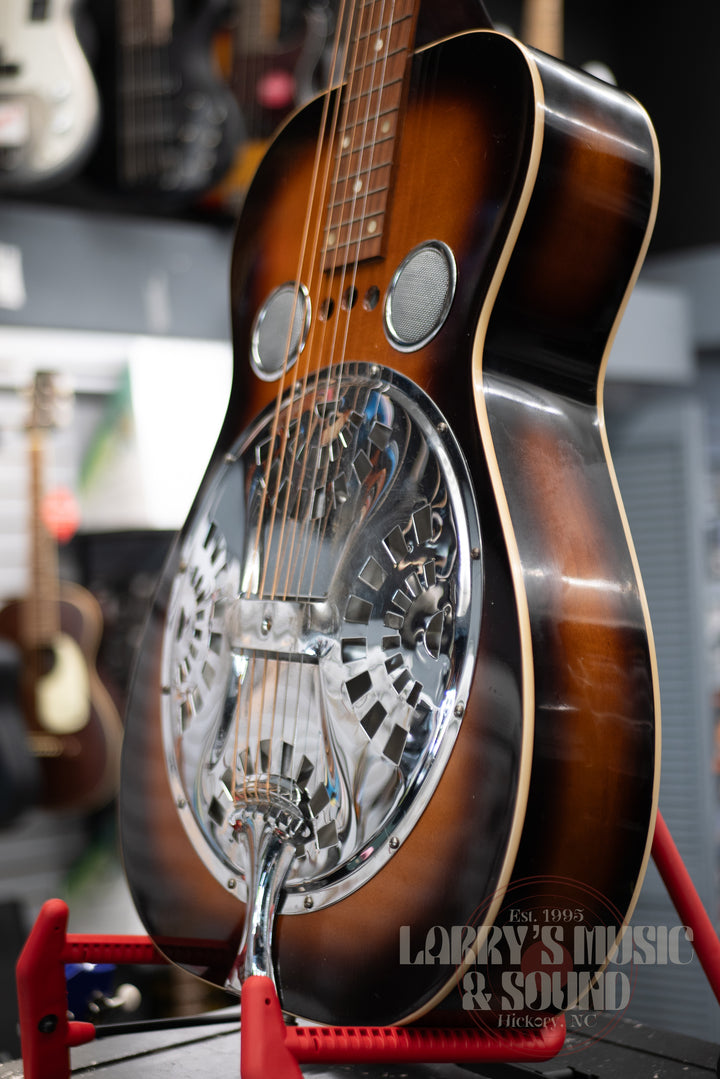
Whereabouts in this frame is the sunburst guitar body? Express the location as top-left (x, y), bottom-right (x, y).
top-left (121, 2), bottom-right (660, 1029)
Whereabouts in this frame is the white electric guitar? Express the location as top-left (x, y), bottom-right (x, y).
top-left (0, 0), bottom-right (100, 190)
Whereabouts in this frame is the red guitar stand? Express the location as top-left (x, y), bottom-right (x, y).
top-left (15, 810), bottom-right (720, 1079)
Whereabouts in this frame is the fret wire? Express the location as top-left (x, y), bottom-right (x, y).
top-left (325, 234), bottom-right (383, 256)
top-left (335, 134), bottom-right (395, 163)
top-left (357, 0), bottom-right (416, 28)
top-left (328, 185), bottom-right (391, 210)
top-left (336, 120), bottom-right (397, 145)
top-left (323, 0), bottom-right (420, 270)
top-left (326, 208), bottom-right (387, 235)
top-left (327, 196), bottom-right (388, 225)
top-left (354, 31), bottom-right (413, 52)
top-left (345, 89), bottom-right (403, 121)
top-left (327, 204), bottom-right (389, 230)
top-left (356, 11), bottom-right (415, 38)
top-left (344, 73), bottom-right (404, 107)
top-left (337, 130), bottom-right (394, 153)
top-left (333, 160), bottom-right (393, 188)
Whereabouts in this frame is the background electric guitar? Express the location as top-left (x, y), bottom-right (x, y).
top-left (521, 0), bottom-right (562, 55)
top-left (86, 0), bottom-right (243, 207)
top-left (0, 0), bottom-right (101, 191)
top-left (521, 0), bottom-right (616, 83)
top-left (0, 373), bottom-right (123, 814)
top-left (203, 0), bottom-right (335, 213)
top-left (121, 0), bottom-right (660, 1027)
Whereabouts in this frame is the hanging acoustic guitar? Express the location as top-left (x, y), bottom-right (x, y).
top-left (121, 0), bottom-right (661, 1027)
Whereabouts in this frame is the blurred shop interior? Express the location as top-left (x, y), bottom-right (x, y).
top-left (1, 0), bottom-right (720, 1059)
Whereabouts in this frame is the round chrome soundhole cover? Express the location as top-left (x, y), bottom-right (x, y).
top-left (250, 282), bottom-right (310, 380)
top-left (161, 363), bottom-right (482, 913)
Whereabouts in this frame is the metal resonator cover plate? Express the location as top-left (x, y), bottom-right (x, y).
top-left (161, 363), bottom-right (482, 913)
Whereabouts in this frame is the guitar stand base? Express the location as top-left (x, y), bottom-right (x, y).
top-left (14, 899), bottom-right (565, 1079)
top-left (241, 975), bottom-right (565, 1079)
top-left (14, 811), bottom-right (720, 1079)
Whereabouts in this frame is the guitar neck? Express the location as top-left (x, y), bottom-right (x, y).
top-left (23, 428), bottom-right (61, 647)
top-left (119, 0), bottom-right (174, 47)
top-left (237, 0), bottom-right (281, 52)
top-left (323, 0), bottom-right (420, 267)
top-left (521, 0), bottom-right (563, 58)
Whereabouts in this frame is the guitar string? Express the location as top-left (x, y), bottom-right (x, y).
top-left (135, 0), bottom-right (151, 186)
top-left (138, 0), bottom-right (152, 186)
top-left (264, 0), bottom-right (362, 609)
top-left (251, 0), bottom-right (365, 802)
top-left (260, 0), bottom-right (374, 800)
top-left (232, 0), bottom-right (354, 802)
top-left (158, 2), bottom-right (173, 191)
top-left (283, 0), bottom-right (396, 637)
top-left (235, 0), bottom-right (409, 812)
top-left (256, 0), bottom-right (409, 815)
top-left (295, 0), bottom-right (405, 791)
top-left (224, 0), bottom-right (294, 804)
top-left (270, 0), bottom-right (401, 815)
top-left (236, 0), bottom-right (258, 152)
top-left (118, 0), bottom-right (132, 185)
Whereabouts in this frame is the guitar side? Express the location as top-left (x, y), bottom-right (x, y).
top-left (120, 29), bottom-right (659, 1026)
top-left (0, 582), bottom-right (123, 813)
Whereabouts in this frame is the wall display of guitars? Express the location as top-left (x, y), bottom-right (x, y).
top-left (520, 0), bottom-right (616, 85)
top-left (203, 0), bottom-right (336, 213)
top-left (0, 372), bottom-right (123, 815)
top-left (85, 0), bottom-right (244, 207)
top-left (0, 0), bottom-right (101, 191)
top-left (120, 0), bottom-right (660, 1030)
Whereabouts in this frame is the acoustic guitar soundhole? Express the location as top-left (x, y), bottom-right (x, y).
top-left (161, 363), bottom-right (482, 913)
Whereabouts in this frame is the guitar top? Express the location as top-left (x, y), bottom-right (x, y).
top-left (0, 0), bottom-right (101, 190)
top-left (120, 0), bottom-right (660, 1027)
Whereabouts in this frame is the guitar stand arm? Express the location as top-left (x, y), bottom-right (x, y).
top-left (15, 899), bottom-right (565, 1079)
top-left (15, 810), bottom-right (720, 1079)
top-left (15, 897), bottom-right (168, 1079)
top-left (650, 811), bottom-right (720, 1006)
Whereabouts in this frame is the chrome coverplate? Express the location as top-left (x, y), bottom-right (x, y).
top-left (161, 363), bottom-right (482, 913)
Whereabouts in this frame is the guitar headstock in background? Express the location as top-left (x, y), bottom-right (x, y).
top-left (23, 370), bottom-right (74, 436)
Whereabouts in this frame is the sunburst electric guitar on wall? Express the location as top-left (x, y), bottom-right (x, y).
top-left (203, 0), bottom-right (335, 213)
top-left (0, 373), bottom-right (123, 813)
top-left (121, 0), bottom-right (661, 1027)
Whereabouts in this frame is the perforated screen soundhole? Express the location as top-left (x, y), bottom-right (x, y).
top-left (384, 242), bottom-right (456, 351)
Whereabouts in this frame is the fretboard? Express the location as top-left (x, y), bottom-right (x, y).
top-left (239, 0), bottom-right (281, 52)
top-left (119, 0), bottom-right (174, 47)
top-left (323, 0), bottom-right (420, 268)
